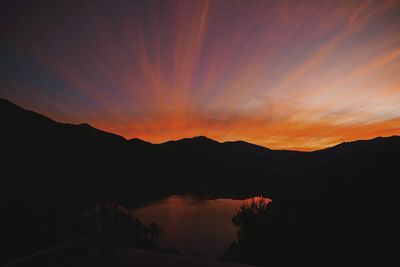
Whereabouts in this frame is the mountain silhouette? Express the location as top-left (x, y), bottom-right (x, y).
top-left (1, 98), bottom-right (399, 264)
top-left (1, 98), bottom-right (399, 189)
top-left (2, 97), bottom-right (399, 214)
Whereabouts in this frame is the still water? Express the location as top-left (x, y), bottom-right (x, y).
top-left (133, 195), bottom-right (264, 260)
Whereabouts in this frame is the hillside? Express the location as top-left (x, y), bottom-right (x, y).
top-left (1, 98), bottom-right (399, 264)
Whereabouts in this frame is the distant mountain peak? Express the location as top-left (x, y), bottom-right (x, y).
top-left (160, 136), bottom-right (221, 148)
top-left (173, 136), bottom-right (219, 144)
top-left (325, 135), bottom-right (399, 148)
top-left (223, 140), bottom-right (272, 151)
top-left (191, 136), bottom-right (218, 142)
top-left (0, 98), bottom-right (14, 105)
top-left (2, 98), bottom-right (399, 153)
top-left (129, 138), bottom-right (152, 145)
top-left (77, 123), bottom-right (93, 129)
top-left (0, 98), bottom-right (27, 111)
top-left (129, 137), bottom-right (144, 141)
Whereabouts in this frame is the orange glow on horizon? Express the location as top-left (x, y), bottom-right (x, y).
top-left (1, 0), bottom-right (400, 151)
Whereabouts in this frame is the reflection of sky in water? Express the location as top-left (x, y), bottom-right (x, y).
top-left (132, 195), bottom-right (269, 260)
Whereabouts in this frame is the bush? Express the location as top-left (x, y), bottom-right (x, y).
top-left (58, 202), bottom-right (174, 253)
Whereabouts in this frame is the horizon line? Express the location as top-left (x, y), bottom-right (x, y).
top-left (2, 97), bottom-right (399, 153)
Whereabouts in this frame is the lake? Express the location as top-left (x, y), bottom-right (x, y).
top-left (132, 195), bottom-right (268, 260)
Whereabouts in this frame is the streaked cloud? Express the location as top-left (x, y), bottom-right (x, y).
top-left (1, 0), bottom-right (399, 151)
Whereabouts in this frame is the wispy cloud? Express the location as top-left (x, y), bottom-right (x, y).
top-left (1, 0), bottom-right (400, 150)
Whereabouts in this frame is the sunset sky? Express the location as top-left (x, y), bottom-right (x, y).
top-left (1, 0), bottom-right (400, 151)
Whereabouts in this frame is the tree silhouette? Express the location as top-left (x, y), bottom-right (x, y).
top-left (57, 203), bottom-right (170, 253)
top-left (221, 197), bottom-right (276, 266)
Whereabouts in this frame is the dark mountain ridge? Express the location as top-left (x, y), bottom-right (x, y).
top-left (2, 97), bottom-right (399, 211)
top-left (2, 98), bottom-right (398, 153)
top-left (1, 98), bottom-right (399, 264)
top-left (1, 98), bottom-right (399, 187)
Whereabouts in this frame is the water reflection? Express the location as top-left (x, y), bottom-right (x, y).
top-left (132, 195), bottom-right (269, 259)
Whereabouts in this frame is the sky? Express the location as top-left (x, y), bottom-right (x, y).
top-left (1, 0), bottom-right (400, 151)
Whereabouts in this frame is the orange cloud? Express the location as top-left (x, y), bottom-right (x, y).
top-left (2, 0), bottom-right (400, 151)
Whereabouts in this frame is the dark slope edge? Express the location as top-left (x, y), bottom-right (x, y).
top-left (1, 98), bottom-right (399, 194)
top-left (0, 99), bottom-right (303, 188)
top-left (0, 99), bottom-right (182, 186)
top-left (0, 98), bottom-right (399, 262)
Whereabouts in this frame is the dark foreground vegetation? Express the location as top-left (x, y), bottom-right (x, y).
top-left (221, 198), bottom-right (273, 264)
top-left (1, 98), bottom-right (398, 265)
top-left (222, 196), bottom-right (395, 265)
top-left (2, 202), bottom-right (177, 266)
top-left (58, 203), bottom-right (176, 253)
